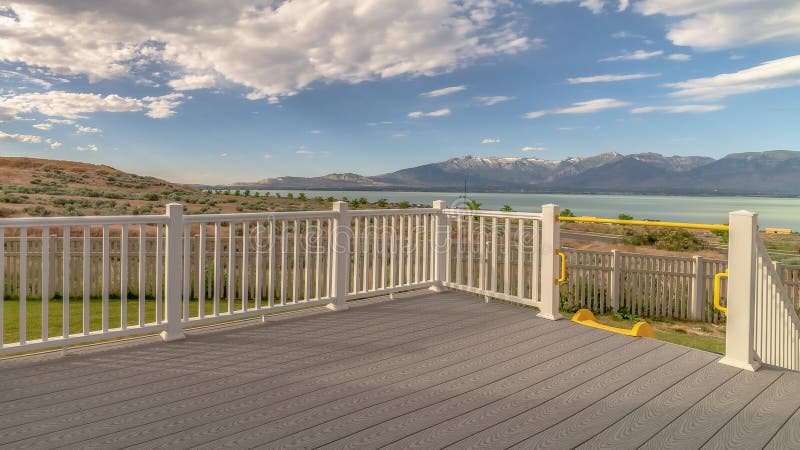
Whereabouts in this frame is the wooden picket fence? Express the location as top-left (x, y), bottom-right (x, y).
top-left (561, 248), bottom-right (800, 323)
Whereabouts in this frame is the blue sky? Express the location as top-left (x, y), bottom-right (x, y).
top-left (0, 0), bottom-right (799, 183)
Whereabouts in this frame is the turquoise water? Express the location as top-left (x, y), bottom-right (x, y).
top-left (258, 190), bottom-right (800, 230)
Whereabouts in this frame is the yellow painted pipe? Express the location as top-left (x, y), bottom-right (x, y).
top-left (558, 216), bottom-right (729, 232)
top-left (571, 309), bottom-right (656, 338)
top-left (556, 249), bottom-right (567, 284)
top-left (714, 269), bottom-right (729, 316)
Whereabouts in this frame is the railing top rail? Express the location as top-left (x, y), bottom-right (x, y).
top-left (558, 215), bottom-right (730, 231)
top-left (183, 210), bottom-right (337, 223)
top-left (350, 207), bottom-right (438, 217)
top-left (0, 214), bottom-right (168, 228)
top-left (444, 209), bottom-right (543, 220)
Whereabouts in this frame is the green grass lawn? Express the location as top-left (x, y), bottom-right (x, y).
top-left (1, 297), bottom-right (258, 344)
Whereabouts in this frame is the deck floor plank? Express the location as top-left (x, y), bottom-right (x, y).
top-left (0, 290), bottom-right (796, 450)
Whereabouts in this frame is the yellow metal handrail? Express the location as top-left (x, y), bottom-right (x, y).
top-left (556, 249), bottom-right (567, 284)
top-left (714, 269), bottom-right (729, 315)
top-left (558, 216), bottom-right (729, 232)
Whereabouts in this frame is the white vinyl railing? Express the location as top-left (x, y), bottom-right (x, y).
top-left (443, 209), bottom-right (543, 308)
top-left (754, 238), bottom-right (800, 371)
top-left (0, 214), bottom-right (170, 353)
top-left (0, 201), bottom-right (565, 355)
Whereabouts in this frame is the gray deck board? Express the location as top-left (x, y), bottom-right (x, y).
top-left (0, 290), bottom-right (797, 449)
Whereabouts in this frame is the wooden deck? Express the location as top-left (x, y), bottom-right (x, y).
top-left (0, 291), bottom-right (799, 449)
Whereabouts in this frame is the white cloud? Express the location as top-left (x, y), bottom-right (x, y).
top-left (525, 98), bottom-right (631, 119)
top-left (296, 148), bottom-right (314, 155)
top-left (617, 0), bottom-right (630, 12)
top-left (601, 50), bottom-right (663, 62)
top-left (533, 0), bottom-right (606, 14)
top-left (219, 153), bottom-right (229, 157)
top-left (521, 146), bottom-right (546, 152)
top-left (408, 108), bottom-right (451, 118)
top-left (167, 74), bottom-right (216, 91)
top-left (567, 73), bottom-right (659, 84)
top-left (308, 130), bottom-right (321, 134)
top-left (75, 124), bottom-right (101, 134)
top-left (0, 91), bottom-right (183, 120)
top-left (667, 53), bottom-right (692, 61)
top-left (0, 105), bottom-right (17, 123)
top-left (631, 104), bottom-right (725, 114)
top-left (635, 0), bottom-right (800, 50)
top-left (421, 85), bottom-right (467, 97)
top-left (143, 93), bottom-right (184, 118)
top-left (481, 138), bottom-right (501, 144)
top-left (557, 126), bottom-right (577, 131)
top-left (367, 121), bottom-right (393, 126)
top-left (0, 130), bottom-right (41, 143)
top-left (263, 153), bottom-right (272, 159)
top-left (0, 1), bottom-right (530, 103)
top-left (32, 122), bottom-right (53, 130)
top-left (47, 118), bottom-right (75, 124)
top-left (45, 138), bottom-right (62, 149)
top-left (730, 54), bottom-right (744, 60)
top-left (76, 144), bottom-right (98, 152)
top-left (475, 96), bottom-right (514, 106)
top-left (666, 55), bottom-right (800, 100)
top-left (392, 132), bottom-right (408, 138)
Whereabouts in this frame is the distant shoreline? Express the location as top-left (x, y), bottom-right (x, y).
top-left (194, 185), bottom-right (800, 200)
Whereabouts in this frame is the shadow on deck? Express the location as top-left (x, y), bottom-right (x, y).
top-left (0, 291), bottom-right (798, 449)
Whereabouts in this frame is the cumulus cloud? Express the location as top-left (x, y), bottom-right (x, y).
top-left (601, 50), bottom-right (663, 61)
top-left (481, 138), bottom-right (501, 144)
top-left (0, 105), bottom-right (18, 123)
top-left (421, 85), bottom-right (467, 97)
top-left (525, 98), bottom-right (630, 118)
top-left (76, 124), bottom-right (102, 134)
top-left (666, 55), bottom-right (800, 100)
top-left (521, 146), bottom-right (546, 151)
top-left (475, 96), bottom-right (514, 106)
top-left (45, 138), bottom-right (62, 149)
top-left (617, 0), bottom-right (630, 12)
top-left (76, 144), bottom-right (98, 152)
top-left (0, 1), bottom-right (531, 103)
top-left (32, 122), bottom-right (53, 130)
top-left (0, 91), bottom-right (183, 120)
top-left (635, 0), bottom-right (800, 50)
top-left (167, 74), bottom-right (216, 91)
top-left (408, 108), bottom-right (451, 118)
top-left (667, 53), bottom-right (692, 61)
top-left (567, 73), bottom-right (659, 84)
top-left (0, 130), bottom-right (41, 143)
top-left (631, 104), bottom-right (725, 114)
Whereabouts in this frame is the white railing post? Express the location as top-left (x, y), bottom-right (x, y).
top-left (327, 201), bottom-right (351, 311)
top-left (720, 210), bottom-right (760, 371)
top-left (161, 203), bottom-right (186, 341)
top-left (430, 200), bottom-right (447, 292)
top-left (538, 204), bottom-right (563, 320)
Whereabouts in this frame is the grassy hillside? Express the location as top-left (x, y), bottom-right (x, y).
top-left (0, 157), bottom-right (398, 218)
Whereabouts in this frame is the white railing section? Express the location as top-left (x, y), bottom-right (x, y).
top-left (0, 214), bottom-right (169, 353)
top-left (753, 238), bottom-right (800, 371)
top-left (348, 207), bottom-right (440, 300)
top-left (443, 208), bottom-right (543, 308)
top-left (180, 209), bottom-right (338, 328)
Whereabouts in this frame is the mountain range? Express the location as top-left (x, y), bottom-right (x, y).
top-left (231, 150), bottom-right (800, 196)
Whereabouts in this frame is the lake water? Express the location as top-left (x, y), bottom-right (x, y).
top-left (259, 190), bottom-right (800, 230)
